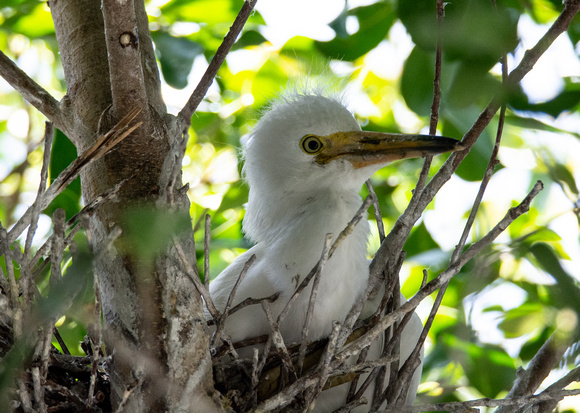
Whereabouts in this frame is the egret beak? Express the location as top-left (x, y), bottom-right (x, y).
top-left (312, 131), bottom-right (464, 168)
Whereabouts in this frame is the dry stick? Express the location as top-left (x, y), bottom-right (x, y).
top-left (31, 366), bottom-right (46, 413)
top-left (86, 225), bottom-right (121, 408)
top-left (391, 285), bottom-right (446, 407)
top-left (378, 388), bottom-right (580, 413)
top-left (49, 209), bottom-right (66, 285)
top-left (331, 397), bottom-right (368, 413)
top-left (407, 0), bottom-right (445, 205)
top-left (8, 108), bottom-right (142, 244)
top-left (18, 377), bottom-right (33, 413)
top-left (172, 236), bottom-right (219, 320)
top-left (173, 235), bottom-right (244, 364)
top-left (347, 345), bottom-right (371, 403)
top-left (24, 122), bottom-right (54, 258)
top-left (225, 292), bottom-right (280, 320)
top-left (536, 365), bottom-right (580, 412)
top-left (328, 196), bottom-right (372, 258)
top-left (0, 225), bottom-right (20, 316)
top-left (306, 321), bottom-right (341, 412)
top-left (337, 181), bottom-right (544, 365)
top-left (261, 301), bottom-right (298, 382)
top-left (365, 180), bottom-right (385, 242)
top-left (0, 50), bottom-right (67, 131)
top-left (495, 331), bottom-right (574, 413)
top-left (203, 214), bottom-right (211, 289)
top-left (178, 0), bottom-right (258, 126)
top-left (211, 254), bottom-right (257, 350)
top-left (298, 234), bottom-right (333, 375)
top-left (193, 209), bottom-right (209, 233)
top-left (375, 264), bottom-right (401, 411)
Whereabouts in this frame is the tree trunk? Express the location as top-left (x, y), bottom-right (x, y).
top-left (49, 0), bottom-right (217, 410)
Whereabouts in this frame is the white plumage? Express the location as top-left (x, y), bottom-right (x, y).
top-left (206, 89), bottom-right (461, 411)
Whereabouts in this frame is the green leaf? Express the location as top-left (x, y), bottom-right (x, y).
top-left (2, 2), bottom-right (55, 38)
top-left (45, 129), bottom-right (81, 220)
top-left (443, 0), bottom-right (518, 70)
top-left (231, 30), bottom-right (267, 51)
top-left (161, 0), bottom-right (265, 26)
top-left (400, 47), bottom-right (435, 116)
top-left (398, 0), bottom-right (437, 51)
top-left (504, 113), bottom-right (580, 139)
top-left (529, 243), bottom-right (580, 318)
top-left (544, 158), bottom-right (579, 196)
top-left (153, 31), bottom-right (203, 89)
top-left (508, 78), bottom-right (580, 117)
top-left (404, 221), bottom-right (440, 257)
top-left (442, 113), bottom-right (494, 182)
top-left (315, 2), bottom-right (395, 61)
top-left (444, 334), bottom-right (516, 397)
top-left (498, 302), bottom-right (545, 338)
top-left (447, 63), bottom-right (501, 108)
top-left (123, 207), bottom-right (192, 267)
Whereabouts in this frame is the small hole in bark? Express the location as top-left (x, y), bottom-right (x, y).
top-left (119, 32), bottom-right (138, 48)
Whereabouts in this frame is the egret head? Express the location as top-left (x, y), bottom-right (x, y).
top-left (242, 90), bottom-right (462, 242)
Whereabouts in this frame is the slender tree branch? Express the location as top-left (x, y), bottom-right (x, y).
top-left (204, 214), bottom-right (211, 288)
top-left (380, 388), bottom-right (580, 412)
top-left (24, 123), bottom-right (54, 258)
top-left (177, 0), bottom-right (258, 127)
top-left (298, 234), bottom-right (333, 374)
top-left (0, 50), bottom-right (68, 132)
top-left (495, 331), bottom-right (574, 413)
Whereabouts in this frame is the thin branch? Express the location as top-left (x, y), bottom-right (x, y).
top-left (380, 388), bottom-right (580, 412)
top-left (328, 196), bottom-right (372, 258)
top-left (204, 214), bottom-right (211, 288)
top-left (261, 301), bottom-right (297, 382)
top-left (365, 180), bottom-right (385, 242)
top-left (298, 234), bottom-right (333, 374)
top-left (211, 254), bottom-right (257, 349)
top-left (225, 292), bottom-right (280, 320)
top-left (306, 321), bottom-right (341, 411)
top-left (172, 236), bottom-right (220, 320)
top-left (0, 50), bottom-right (67, 131)
top-left (24, 122), bottom-right (54, 258)
top-left (178, 0), bottom-right (258, 126)
top-left (495, 331), bottom-right (574, 413)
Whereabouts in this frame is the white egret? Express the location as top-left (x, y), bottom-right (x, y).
top-left (206, 88), bottom-right (462, 411)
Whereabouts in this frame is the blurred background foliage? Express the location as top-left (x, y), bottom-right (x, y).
top-left (1, 0), bottom-right (579, 409)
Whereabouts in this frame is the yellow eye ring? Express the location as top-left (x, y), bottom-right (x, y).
top-left (300, 135), bottom-right (323, 154)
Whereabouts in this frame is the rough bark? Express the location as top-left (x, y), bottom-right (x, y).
top-left (49, 0), bottom-right (216, 410)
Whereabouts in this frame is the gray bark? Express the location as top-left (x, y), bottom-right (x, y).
top-left (49, 0), bottom-right (217, 410)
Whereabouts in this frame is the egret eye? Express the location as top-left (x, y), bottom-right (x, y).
top-left (300, 135), bottom-right (323, 154)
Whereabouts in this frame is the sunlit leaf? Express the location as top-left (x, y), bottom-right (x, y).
top-left (45, 129), bottom-right (81, 220)
top-left (529, 243), bottom-right (580, 316)
top-left (444, 334), bottom-right (516, 397)
top-left (315, 2), bottom-right (395, 61)
top-left (401, 47), bottom-right (435, 116)
top-left (153, 31), bottom-right (203, 89)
